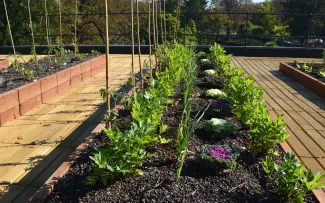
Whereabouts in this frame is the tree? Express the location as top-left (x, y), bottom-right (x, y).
top-left (257, 0), bottom-right (278, 34)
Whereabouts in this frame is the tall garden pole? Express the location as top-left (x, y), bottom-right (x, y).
top-left (104, 0), bottom-right (111, 128)
top-left (3, 0), bottom-right (16, 59)
top-left (155, 0), bottom-right (158, 45)
top-left (174, 0), bottom-right (181, 40)
top-left (152, 0), bottom-right (157, 68)
top-left (44, 0), bottom-right (50, 58)
top-left (164, 0), bottom-right (166, 40)
top-left (28, 0), bottom-right (37, 64)
top-left (74, 0), bottom-right (78, 55)
top-left (136, 0), bottom-right (143, 90)
top-left (148, 0), bottom-right (152, 79)
top-left (58, 0), bottom-right (63, 45)
top-left (131, 0), bottom-right (135, 87)
top-left (159, 0), bottom-right (163, 42)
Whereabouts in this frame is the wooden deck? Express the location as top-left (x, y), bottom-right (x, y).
top-left (0, 54), bottom-right (146, 202)
top-left (231, 56), bottom-right (325, 192)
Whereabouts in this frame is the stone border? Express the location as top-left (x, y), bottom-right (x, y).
top-left (0, 59), bottom-right (9, 69)
top-left (0, 55), bottom-right (105, 126)
top-left (28, 89), bottom-right (133, 203)
top-left (279, 62), bottom-right (325, 98)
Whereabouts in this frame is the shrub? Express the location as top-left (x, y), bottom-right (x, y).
top-left (197, 144), bottom-right (239, 169)
top-left (205, 118), bottom-right (235, 137)
top-left (205, 89), bottom-right (226, 98)
top-left (263, 151), bottom-right (325, 203)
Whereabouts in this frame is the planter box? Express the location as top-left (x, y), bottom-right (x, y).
top-left (29, 88), bottom-right (133, 203)
top-left (0, 55), bottom-right (105, 126)
top-left (279, 62), bottom-right (325, 98)
top-left (0, 59), bottom-right (9, 69)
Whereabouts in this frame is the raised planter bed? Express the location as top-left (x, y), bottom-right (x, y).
top-left (0, 59), bottom-right (9, 69)
top-left (279, 62), bottom-right (325, 98)
top-left (0, 55), bottom-right (105, 126)
top-left (28, 52), bottom-right (323, 203)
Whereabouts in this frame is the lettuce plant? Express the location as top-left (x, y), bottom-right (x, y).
top-left (205, 118), bottom-right (235, 137)
top-left (205, 89), bottom-right (226, 98)
top-left (197, 144), bottom-right (238, 169)
top-left (317, 69), bottom-right (325, 78)
top-left (263, 151), bottom-right (325, 203)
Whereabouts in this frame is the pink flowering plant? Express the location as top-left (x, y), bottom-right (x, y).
top-left (197, 144), bottom-right (239, 169)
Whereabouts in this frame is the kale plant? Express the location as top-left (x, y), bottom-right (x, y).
top-left (197, 144), bottom-right (238, 169)
top-left (205, 118), bottom-right (235, 137)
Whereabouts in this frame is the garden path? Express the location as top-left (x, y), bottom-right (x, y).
top-left (0, 54), bottom-right (146, 202)
top-left (231, 56), bottom-right (325, 194)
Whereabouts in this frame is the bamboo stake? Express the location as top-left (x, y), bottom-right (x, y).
top-left (159, 0), bottom-right (163, 42)
top-left (131, 0), bottom-right (135, 87)
top-left (3, 0), bottom-right (16, 59)
top-left (44, 0), bottom-right (50, 58)
top-left (148, 0), bottom-right (152, 79)
top-left (27, 0), bottom-right (37, 64)
top-left (74, 0), bottom-right (78, 55)
top-left (104, 0), bottom-right (111, 128)
top-left (174, 0), bottom-right (181, 40)
top-left (155, 0), bottom-right (158, 45)
top-left (136, 0), bottom-right (143, 90)
top-left (58, 0), bottom-right (63, 45)
top-left (164, 0), bottom-right (166, 40)
top-left (152, 0), bottom-right (156, 50)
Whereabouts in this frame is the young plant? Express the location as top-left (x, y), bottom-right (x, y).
top-left (301, 63), bottom-right (312, 73)
top-left (91, 50), bottom-right (101, 55)
top-left (197, 144), bottom-right (238, 169)
top-left (202, 69), bottom-right (217, 76)
top-left (204, 118), bottom-right (235, 137)
top-left (317, 69), bottom-right (325, 78)
top-left (207, 99), bottom-right (231, 117)
top-left (263, 151), bottom-right (325, 203)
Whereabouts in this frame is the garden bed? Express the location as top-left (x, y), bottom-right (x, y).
top-left (279, 62), bottom-right (325, 98)
top-left (30, 45), bottom-right (322, 203)
top-left (0, 53), bottom-right (105, 126)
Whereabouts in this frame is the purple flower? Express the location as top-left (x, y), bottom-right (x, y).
top-left (206, 146), bottom-right (232, 160)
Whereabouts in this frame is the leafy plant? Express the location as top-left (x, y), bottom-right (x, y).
top-left (263, 151), bottom-right (325, 203)
top-left (317, 69), bottom-right (325, 78)
top-left (202, 69), bottom-right (217, 76)
top-left (205, 89), bottom-right (226, 98)
top-left (301, 63), bottom-right (312, 73)
top-left (91, 50), bottom-right (101, 55)
top-left (205, 118), bottom-right (235, 137)
top-left (197, 144), bottom-right (239, 169)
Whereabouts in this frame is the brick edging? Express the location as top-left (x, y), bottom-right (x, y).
top-left (0, 55), bottom-right (106, 126)
top-left (0, 59), bottom-right (9, 69)
top-left (28, 88), bottom-right (134, 203)
top-left (280, 142), bottom-right (325, 203)
top-left (279, 62), bottom-right (325, 99)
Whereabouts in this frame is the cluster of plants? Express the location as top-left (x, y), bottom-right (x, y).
top-left (88, 43), bottom-right (197, 183)
top-left (209, 42), bottom-right (324, 201)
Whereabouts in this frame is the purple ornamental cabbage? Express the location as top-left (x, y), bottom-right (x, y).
top-left (206, 145), bottom-right (232, 160)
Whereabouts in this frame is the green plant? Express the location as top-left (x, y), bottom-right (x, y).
top-left (204, 118), bottom-right (235, 137)
top-left (318, 69), bottom-right (325, 78)
top-left (263, 151), bottom-right (325, 203)
top-left (202, 69), bottom-right (217, 76)
top-left (78, 53), bottom-right (86, 60)
top-left (301, 63), bottom-right (312, 73)
top-left (55, 59), bottom-right (65, 66)
top-left (249, 103), bottom-right (290, 155)
top-left (91, 50), bottom-right (101, 55)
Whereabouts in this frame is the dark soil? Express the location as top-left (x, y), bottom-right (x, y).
top-left (0, 53), bottom-right (99, 94)
top-left (45, 66), bottom-right (318, 203)
top-left (290, 63), bottom-right (325, 83)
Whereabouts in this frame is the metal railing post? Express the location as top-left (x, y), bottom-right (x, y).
top-left (245, 12), bottom-right (249, 52)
